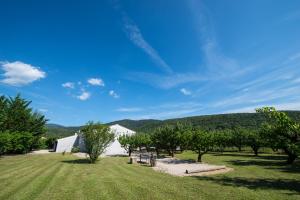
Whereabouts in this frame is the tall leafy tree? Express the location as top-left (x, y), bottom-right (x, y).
top-left (81, 122), bottom-right (115, 163)
top-left (256, 107), bottom-right (300, 163)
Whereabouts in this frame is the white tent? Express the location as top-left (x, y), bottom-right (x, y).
top-left (54, 124), bottom-right (135, 155)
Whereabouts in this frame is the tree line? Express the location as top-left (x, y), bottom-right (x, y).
top-left (0, 94), bottom-right (48, 155)
top-left (119, 107), bottom-right (299, 164)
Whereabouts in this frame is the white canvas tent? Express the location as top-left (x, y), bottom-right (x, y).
top-left (54, 124), bottom-right (135, 155)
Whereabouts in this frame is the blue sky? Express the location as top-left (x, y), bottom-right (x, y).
top-left (1, 0), bottom-right (300, 126)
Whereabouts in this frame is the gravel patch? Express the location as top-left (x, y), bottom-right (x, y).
top-left (153, 157), bottom-right (232, 176)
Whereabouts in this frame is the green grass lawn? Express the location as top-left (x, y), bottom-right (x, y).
top-left (0, 152), bottom-right (299, 200)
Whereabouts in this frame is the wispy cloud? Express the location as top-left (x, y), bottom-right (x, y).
top-left (180, 88), bottom-right (192, 96)
top-left (116, 107), bottom-right (142, 112)
top-left (38, 108), bottom-right (48, 113)
top-left (87, 78), bottom-right (104, 86)
top-left (0, 61), bottom-right (46, 86)
top-left (121, 101), bottom-right (203, 120)
top-left (125, 0), bottom-right (241, 89)
top-left (122, 15), bottom-right (172, 74)
top-left (62, 82), bottom-right (75, 89)
top-left (127, 72), bottom-right (206, 89)
top-left (109, 90), bottom-right (120, 98)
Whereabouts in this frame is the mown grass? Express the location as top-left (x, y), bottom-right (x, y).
top-left (0, 151), bottom-right (299, 200)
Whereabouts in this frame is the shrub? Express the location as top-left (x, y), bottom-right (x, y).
top-left (45, 136), bottom-right (58, 149)
top-left (10, 132), bottom-right (34, 154)
top-left (81, 121), bottom-right (115, 163)
top-left (0, 132), bottom-right (12, 155)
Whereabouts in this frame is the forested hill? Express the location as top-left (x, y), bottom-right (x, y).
top-left (108, 111), bottom-right (300, 132)
top-left (46, 111), bottom-right (300, 137)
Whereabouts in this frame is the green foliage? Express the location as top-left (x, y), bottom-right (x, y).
top-left (0, 94), bottom-right (48, 154)
top-left (230, 127), bottom-right (248, 151)
top-left (36, 137), bottom-right (47, 149)
top-left (9, 132), bottom-right (34, 154)
top-left (118, 134), bottom-right (135, 156)
top-left (118, 133), bottom-right (152, 156)
top-left (245, 130), bottom-right (264, 156)
top-left (151, 123), bottom-right (189, 157)
top-left (210, 130), bottom-right (232, 152)
top-left (0, 132), bottom-right (12, 155)
top-left (257, 107), bottom-right (300, 163)
top-left (189, 129), bottom-right (214, 162)
top-left (45, 136), bottom-right (58, 149)
top-left (81, 121), bottom-right (115, 163)
top-left (71, 146), bottom-right (80, 153)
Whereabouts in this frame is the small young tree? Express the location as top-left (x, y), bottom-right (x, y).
top-left (189, 129), bottom-right (214, 162)
top-left (118, 134), bottom-right (135, 156)
top-left (81, 122), bottom-right (115, 163)
top-left (256, 107), bottom-right (300, 164)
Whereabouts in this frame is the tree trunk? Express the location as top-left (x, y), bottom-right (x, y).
top-left (171, 150), bottom-right (174, 157)
top-left (128, 148), bottom-right (131, 157)
top-left (284, 148), bottom-right (297, 164)
top-left (197, 152), bottom-right (202, 162)
top-left (252, 146), bottom-right (259, 156)
top-left (287, 152), bottom-right (297, 164)
top-left (156, 149), bottom-right (159, 157)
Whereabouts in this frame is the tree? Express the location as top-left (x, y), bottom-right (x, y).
top-left (256, 107), bottom-right (300, 164)
top-left (211, 130), bottom-right (232, 152)
top-left (152, 124), bottom-right (186, 157)
top-left (0, 94), bottom-right (47, 154)
top-left (118, 134), bottom-right (135, 156)
top-left (134, 133), bottom-right (152, 151)
top-left (189, 129), bottom-right (214, 162)
top-left (245, 130), bottom-right (264, 156)
top-left (230, 127), bottom-right (248, 151)
top-left (81, 122), bottom-right (115, 163)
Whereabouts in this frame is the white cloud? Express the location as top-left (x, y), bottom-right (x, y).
top-left (180, 88), bottom-right (192, 95)
top-left (62, 82), bottom-right (75, 89)
top-left (109, 90), bottom-right (120, 98)
top-left (123, 17), bottom-right (172, 74)
top-left (77, 91), bottom-right (91, 101)
top-left (0, 61), bottom-right (46, 86)
top-left (87, 78), bottom-right (104, 86)
top-left (116, 107), bottom-right (142, 112)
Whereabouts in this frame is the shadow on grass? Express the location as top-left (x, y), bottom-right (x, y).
top-left (227, 159), bottom-right (300, 173)
top-left (61, 159), bottom-right (91, 164)
top-left (211, 153), bottom-right (286, 160)
top-left (192, 176), bottom-right (300, 195)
